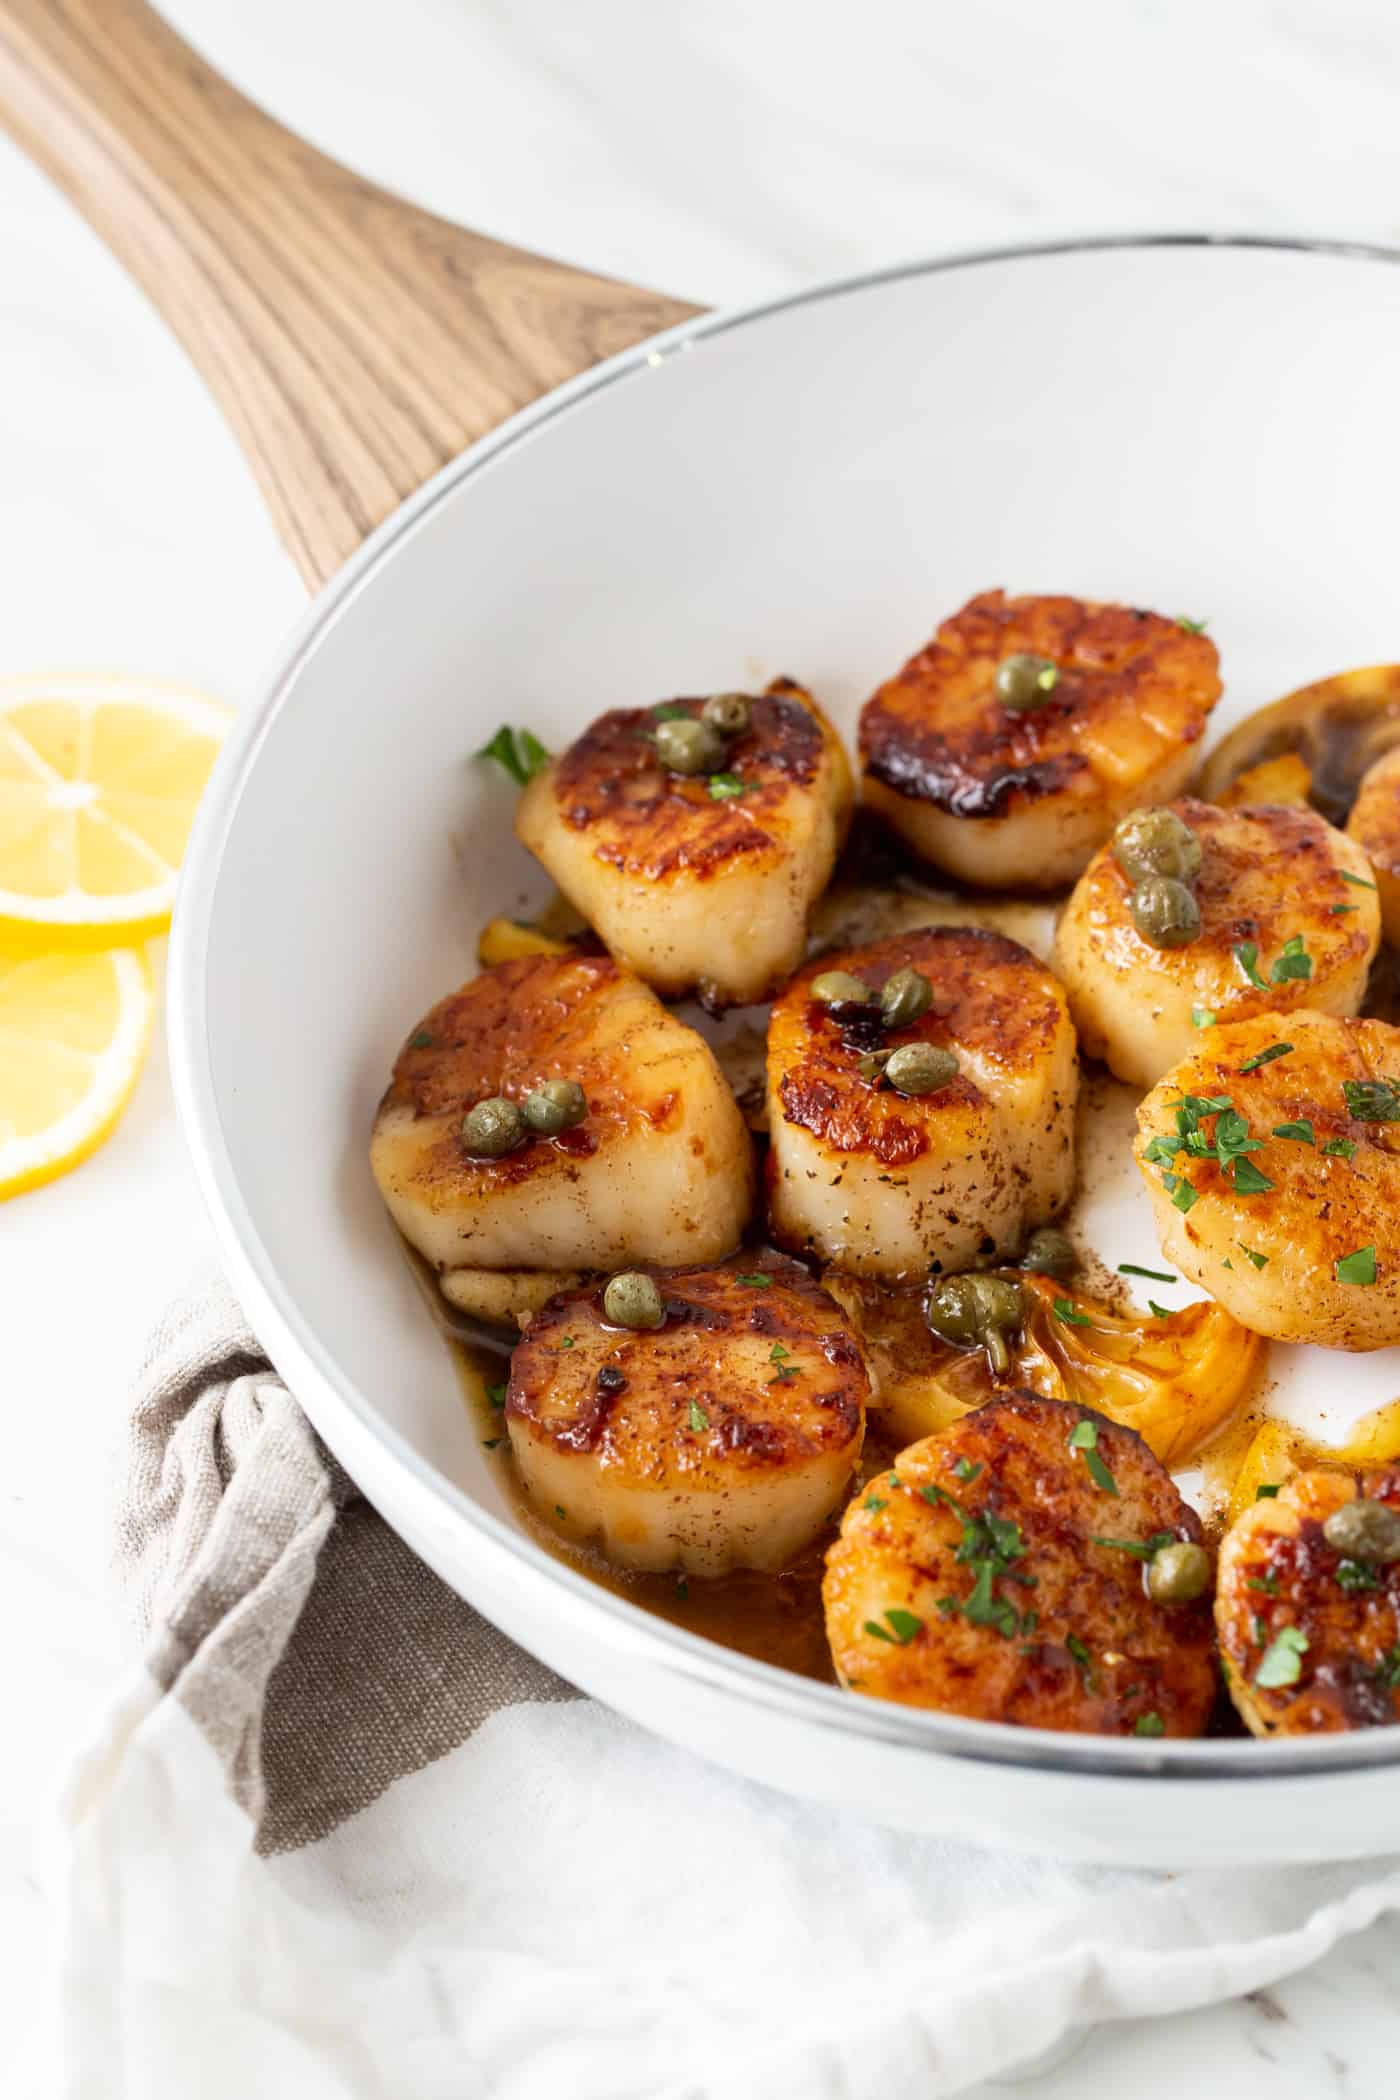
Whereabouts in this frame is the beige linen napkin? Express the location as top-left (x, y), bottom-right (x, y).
top-left (115, 1272), bottom-right (574, 1853)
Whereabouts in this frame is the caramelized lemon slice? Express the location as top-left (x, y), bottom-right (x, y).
top-left (0, 673), bottom-right (231, 943)
top-left (0, 936), bottom-right (154, 1198)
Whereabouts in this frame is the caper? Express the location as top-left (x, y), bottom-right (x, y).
top-left (1322, 1496), bottom-right (1400, 1563)
top-left (601, 1271), bottom-right (666, 1331)
top-left (925, 1272), bottom-right (1024, 1374)
top-left (994, 652), bottom-right (1059, 710)
top-left (1019, 1225), bottom-right (1076, 1279)
top-left (701, 691), bottom-right (753, 737)
top-left (1111, 806), bottom-right (1203, 885)
top-left (654, 715), bottom-right (727, 776)
top-left (885, 1042), bottom-right (959, 1095)
top-left (461, 1096), bottom-right (525, 1158)
top-left (1130, 875), bottom-right (1201, 949)
top-left (811, 969), bottom-right (875, 1007)
top-left (879, 966), bottom-right (933, 1030)
top-left (1146, 1539), bottom-right (1212, 1606)
top-left (522, 1077), bottom-right (587, 1135)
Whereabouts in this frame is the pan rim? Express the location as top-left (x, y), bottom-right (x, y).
top-left (168, 229), bottom-right (1400, 1785)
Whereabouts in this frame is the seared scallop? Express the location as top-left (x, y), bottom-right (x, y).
top-left (1135, 1010), bottom-right (1400, 1349)
top-left (516, 678), bottom-right (852, 1008)
top-left (859, 591), bottom-right (1221, 890)
top-left (1347, 743), bottom-right (1400, 948)
top-left (822, 1390), bottom-right (1216, 1734)
top-left (1055, 798), bottom-right (1380, 1088)
top-left (371, 952), bottom-right (754, 1315)
top-left (505, 1258), bottom-right (868, 1574)
top-left (766, 927), bottom-right (1078, 1281)
top-left (1216, 1467), bottom-right (1400, 1736)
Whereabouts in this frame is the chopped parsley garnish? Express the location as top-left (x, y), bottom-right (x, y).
top-left (1336, 1245), bottom-right (1378, 1287)
top-left (1330, 904), bottom-right (1358, 916)
top-left (1342, 1078), bottom-right (1400, 1122)
top-left (928, 1493), bottom-right (1033, 1639)
top-left (1065, 1633), bottom-right (1095, 1685)
top-left (708, 772), bottom-right (746, 800)
top-left (1092, 1531), bottom-right (1175, 1561)
top-left (1271, 1119), bottom-right (1314, 1144)
top-left (1172, 1180), bottom-right (1199, 1213)
top-left (864, 1493), bottom-right (888, 1513)
top-left (1134, 1712), bottom-right (1166, 1736)
top-left (1191, 1006), bottom-right (1217, 1029)
top-left (477, 723), bottom-right (551, 786)
top-left (1337, 1559), bottom-right (1382, 1593)
top-left (865, 1608), bottom-right (922, 1646)
top-left (1323, 1137), bottom-right (1358, 1160)
top-left (1069, 1416), bottom-right (1118, 1496)
top-left (1255, 1483), bottom-right (1281, 1499)
top-left (651, 701), bottom-right (691, 721)
top-left (1230, 1156), bottom-right (1275, 1194)
top-left (1144, 1091), bottom-right (1273, 1199)
top-left (560, 1335), bottom-right (575, 1349)
top-left (1255, 1625), bottom-right (1309, 1689)
top-left (688, 1399), bottom-right (710, 1432)
top-left (486, 1381), bottom-right (508, 1409)
top-left (1053, 1298), bottom-right (1091, 1326)
top-left (555, 1504), bottom-right (567, 1518)
top-left (1178, 616), bottom-right (1209, 634)
top-left (1247, 1571), bottom-right (1280, 1595)
top-left (952, 1457), bottom-right (983, 1484)
top-left (1270, 935), bottom-right (1313, 984)
top-left (1237, 1042), bottom-right (1295, 1074)
top-left (1378, 1644), bottom-right (1400, 1691)
top-left (1237, 1244), bottom-right (1269, 1271)
top-left (769, 1341), bottom-right (799, 1381)
top-left (736, 1272), bottom-right (772, 1287)
top-left (1148, 1300), bottom-right (1172, 1319)
top-left (409, 1030), bottom-right (435, 1050)
top-left (1341, 871), bottom-right (1378, 890)
top-left (1234, 941), bottom-right (1268, 989)
top-left (1119, 1263), bottom-right (1176, 1283)
top-left (481, 1438), bottom-right (502, 1450)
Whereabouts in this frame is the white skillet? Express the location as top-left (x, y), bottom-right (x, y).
top-left (7, 0), bottom-right (1400, 1865)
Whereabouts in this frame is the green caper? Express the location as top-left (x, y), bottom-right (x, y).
top-left (1130, 875), bottom-right (1201, 949)
top-left (1146, 1539), bottom-right (1212, 1606)
top-left (879, 966), bottom-right (933, 1030)
top-left (1322, 1496), bottom-right (1400, 1563)
top-left (812, 969), bottom-right (875, 1007)
top-left (522, 1077), bottom-right (587, 1135)
top-left (601, 1271), bottom-right (666, 1331)
top-left (884, 1042), bottom-right (959, 1095)
top-left (1019, 1225), bottom-right (1076, 1279)
top-left (461, 1096), bottom-right (525, 1158)
top-left (994, 652), bottom-right (1059, 710)
top-left (701, 691), bottom-right (752, 737)
top-left (1111, 806), bottom-right (1203, 885)
top-left (925, 1272), bottom-right (1024, 1374)
top-left (654, 715), bottom-right (727, 776)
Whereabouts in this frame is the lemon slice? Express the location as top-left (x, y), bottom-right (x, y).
top-left (0, 938), bottom-right (154, 1199)
top-left (0, 673), bottom-right (232, 943)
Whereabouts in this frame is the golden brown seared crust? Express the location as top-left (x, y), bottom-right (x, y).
top-left (1073, 799), bottom-right (1375, 997)
top-left (551, 678), bottom-right (824, 882)
top-left (383, 952), bottom-right (648, 1191)
top-left (858, 591), bottom-right (1220, 818)
top-left (769, 926), bottom-right (1065, 1169)
top-left (1348, 743), bottom-right (1400, 947)
top-left (1134, 1010), bottom-right (1400, 1350)
top-left (1216, 1468), bottom-right (1400, 1736)
top-left (822, 1390), bottom-right (1216, 1734)
top-left (506, 1256), bottom-right (868, 1480)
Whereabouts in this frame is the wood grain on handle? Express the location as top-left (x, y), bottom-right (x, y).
top-left (0, 0), bottom-right (702, 587)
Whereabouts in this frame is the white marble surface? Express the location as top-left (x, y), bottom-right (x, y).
top-left (4, 0), bottom-right (1400, 2089)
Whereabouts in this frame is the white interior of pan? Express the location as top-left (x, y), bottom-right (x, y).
top-left (187, 241), bottom-right (1400, 1620)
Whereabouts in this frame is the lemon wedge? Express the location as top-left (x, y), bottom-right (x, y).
top-left (0, 673), bottom-right (232, 943)
top-left (0, 937), bottom-right (154, 1199)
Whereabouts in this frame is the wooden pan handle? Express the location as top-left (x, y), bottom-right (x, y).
top-left (0, 0), bottom-right (702, 587)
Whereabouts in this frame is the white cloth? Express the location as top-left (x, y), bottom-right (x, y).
top-left (22, 1278), bottom-right (1400, 2098)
